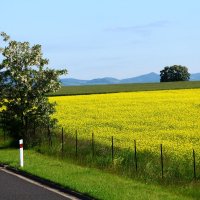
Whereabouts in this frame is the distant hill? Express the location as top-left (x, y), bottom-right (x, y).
top-left (120, 72), bottom-right (160, 83)
top-left (190, 73), bottom-right (200, 81)
top-left (61, 72), bottom-right (200, 86)
top-left (86, 77), bottom-right (120, 85)
top-left (61, 78), bottom-right (87, 86)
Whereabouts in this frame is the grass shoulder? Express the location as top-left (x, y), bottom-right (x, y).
top-left (0, 148), bottom-right (199, 200)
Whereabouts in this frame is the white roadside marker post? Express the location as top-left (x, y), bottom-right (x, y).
top-left (19, 139), bottom-right (24, 167)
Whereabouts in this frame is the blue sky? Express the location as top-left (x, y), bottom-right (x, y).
top-left (0, 0), bottom-right (200, 79)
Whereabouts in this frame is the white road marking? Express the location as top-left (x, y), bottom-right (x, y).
top-left (0, 167), bottom-right (80, 200)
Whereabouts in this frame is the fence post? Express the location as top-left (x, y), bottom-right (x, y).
top-left (92, 132), bottom-right (94, 157)
top-left (134, 140), bottom-right (138, 172)
top-left (2, 114), bottom-right (5, 143)
top-left (193, 149), bottom-right (196, 180)
top-left (61, 127), bottom-right (64, 156)
top-left (75, 130), bottom-right (78, 158)
top-left (33, 120), bottom-right (36, 136)
top-left (48, 125), bottom-right (52, 147)
top-left (3, 125), bottom-right (6, 144)
top-left (25, 116), bottom-right (28, 142)
top-left (111, 136), bottom-right (114, 163)
top-left (160, 144), bottom-right (164, 179)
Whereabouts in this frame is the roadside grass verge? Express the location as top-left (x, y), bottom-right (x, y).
top-left (0, 148), bottom-right (200, 200)
top-left (35, 132), bottom-right (200, 184)
top-left (49, 81), bottom-right (200, 96)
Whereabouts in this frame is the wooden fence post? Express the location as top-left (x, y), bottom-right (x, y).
top-left (193, 149), bottom-right (196, 180)
top-left (92, 132), bottom-right (94, 157)
top-left (48, 125), bottom-right (52, 147)
top-left (134, 140), bottom-right (138, 172)
top-left (61, 127), bottom-right (64, 156)
top-left (160, 144), bottom-right (164, 179)
top-left (2, 114), bottom-right (6, 143)
top-left (75, 130), bottom-right (78, 158)
top-left (33, 120), bottom-right (36, 136)
top-left (112, 136), bottom-right (114, 163)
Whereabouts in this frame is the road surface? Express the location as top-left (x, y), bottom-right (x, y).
top-left (0, 167), bottom-right (78, 200)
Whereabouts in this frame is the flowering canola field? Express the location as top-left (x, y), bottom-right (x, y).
top-left (50, 89), bottom-right (200, 160)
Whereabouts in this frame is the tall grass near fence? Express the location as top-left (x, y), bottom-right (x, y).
top-left (35, 127), bottom-right (200, 184)
top-left (0, 115), bottom-right (199, 183)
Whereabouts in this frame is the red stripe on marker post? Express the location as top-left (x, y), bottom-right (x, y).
top-left (19, 139), bottom-right (24, 167)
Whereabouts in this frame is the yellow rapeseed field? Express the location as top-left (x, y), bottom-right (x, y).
top-left (50, 89), bottom-right (200, 160)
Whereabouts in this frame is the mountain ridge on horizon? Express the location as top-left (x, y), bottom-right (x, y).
top-left (61, 72), bottom-right (200, 86)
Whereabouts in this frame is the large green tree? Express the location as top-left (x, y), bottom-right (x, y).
top-left (160, 65), bottom-right (190, 82)
top-left (0, 32), bottom-right (67, 141)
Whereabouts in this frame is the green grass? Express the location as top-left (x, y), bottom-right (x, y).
top-left (0, 148), bottom-right (200, 200)
top-left (49, 81), bottom-right (200, 96)
top-left (35, 131), bottom-right (199, 184)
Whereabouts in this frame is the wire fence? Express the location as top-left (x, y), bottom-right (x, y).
top-left (0, 112), bottom-right (199, 182)
top-left (36, 126), bottom-right (199, 182)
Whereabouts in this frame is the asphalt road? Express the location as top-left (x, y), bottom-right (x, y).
top-left (0, 168), bottom-right (73, 200)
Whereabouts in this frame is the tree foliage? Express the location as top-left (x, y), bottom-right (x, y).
top-left (160, 65), bottom-right (190, 82)
top-left (0, 32), bottom-right (67, 141)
